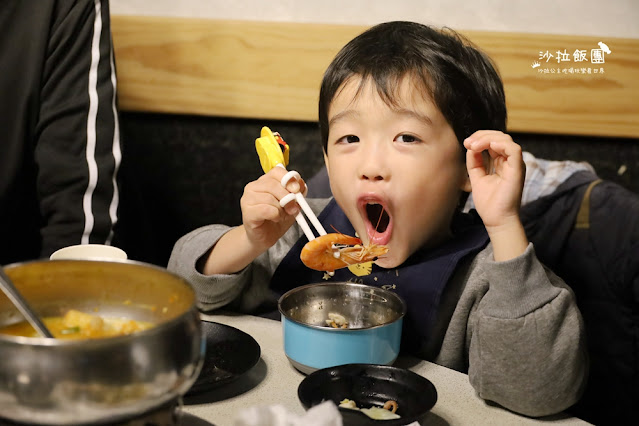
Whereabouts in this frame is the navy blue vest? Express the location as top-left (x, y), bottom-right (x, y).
top-left (271, 199), bottom-right (489, 354)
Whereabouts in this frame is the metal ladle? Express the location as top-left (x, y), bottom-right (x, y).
top-left (0, 266), bottom-right (53, 338)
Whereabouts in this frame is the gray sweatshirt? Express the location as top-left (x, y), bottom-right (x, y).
top-left (168, 198), bottom-right (587, 418)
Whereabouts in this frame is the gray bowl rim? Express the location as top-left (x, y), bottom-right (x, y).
top-left (278, 282), bottom-right (407, 331)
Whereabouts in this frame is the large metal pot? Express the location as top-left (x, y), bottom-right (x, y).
top-left (0, 259), bottom-right (204, 425)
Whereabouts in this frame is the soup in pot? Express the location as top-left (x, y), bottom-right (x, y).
top-left (0, 309), bottom-right (154, 339)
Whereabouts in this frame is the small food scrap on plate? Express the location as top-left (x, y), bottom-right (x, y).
top-left (339, 398), bottom-right (400, 420)
top-left (325, 312), bottom-right (348, 328)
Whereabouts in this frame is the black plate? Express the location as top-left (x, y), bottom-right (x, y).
top-left (298, 364), bottom-right (437, 426)
top-left (186, 321), bottom-right (261, 395)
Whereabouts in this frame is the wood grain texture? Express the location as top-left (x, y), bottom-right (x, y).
top-left (111, 16), bottom-right (639, 138)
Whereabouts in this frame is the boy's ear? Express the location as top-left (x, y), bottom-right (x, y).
top-left (323, 152), bottom-right (330, 173)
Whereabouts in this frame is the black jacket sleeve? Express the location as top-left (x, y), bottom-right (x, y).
top-left (35, 0), bottom-right (121, 257)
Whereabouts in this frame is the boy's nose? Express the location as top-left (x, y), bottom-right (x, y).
top-left (357, 147), bottom-right (390, 182)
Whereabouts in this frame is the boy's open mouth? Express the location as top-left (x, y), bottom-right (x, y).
top-left (360, 199), bottom-right (392, 245)
top-left (366, 203), bottom-right (390, 233)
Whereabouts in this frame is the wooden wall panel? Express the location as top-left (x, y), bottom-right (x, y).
top-left (111, 16), bottom-right (639, 138)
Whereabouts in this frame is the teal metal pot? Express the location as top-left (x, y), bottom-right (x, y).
top-left (278, 282), bottom-right (406, 374)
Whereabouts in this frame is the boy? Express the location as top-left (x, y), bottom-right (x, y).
top-left (168, 21), bottom-right (587, 417)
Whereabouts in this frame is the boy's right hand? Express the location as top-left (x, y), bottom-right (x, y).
top-left (240, 166), bottom-right (307, 252)
top-left (203, 166), bottom-right (307, 276)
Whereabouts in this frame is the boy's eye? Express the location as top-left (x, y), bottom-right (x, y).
top-left (337, 135), bottom-right (360, 144)
top-left (395, 134), bottom-right (421, 143)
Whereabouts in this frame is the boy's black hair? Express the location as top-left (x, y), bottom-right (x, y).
top-left (318, 21), bottom-right (507, 153)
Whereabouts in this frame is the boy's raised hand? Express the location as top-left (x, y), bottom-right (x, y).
top-left (464, 130), bottom-right (528, 260)
top-left (203, 166), bottom-right (305, 276)
top-left (240, 166), bottom-right (305, 252)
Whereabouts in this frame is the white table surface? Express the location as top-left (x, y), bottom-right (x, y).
top-left (181, 313), bottom-right (590, 426)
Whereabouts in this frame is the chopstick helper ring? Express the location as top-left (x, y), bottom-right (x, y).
top-left (255, 127), bottom-right (388, 275)
top-left (255, 127), bottom-right (327, 242)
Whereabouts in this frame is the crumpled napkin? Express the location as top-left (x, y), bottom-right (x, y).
top-left (234, 400), bottom-right (342, 426)
top-left (233, 400), bottom-right (420, 426)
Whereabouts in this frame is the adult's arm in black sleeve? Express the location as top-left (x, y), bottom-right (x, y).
top-left (35, 0), bottom-right (121, 257)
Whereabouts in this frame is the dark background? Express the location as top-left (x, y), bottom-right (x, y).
top-left (115, 111), bottom-right (639, 266)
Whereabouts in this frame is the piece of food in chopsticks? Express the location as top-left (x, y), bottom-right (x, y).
top-left (300, 232), bottom-right (388, 272)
